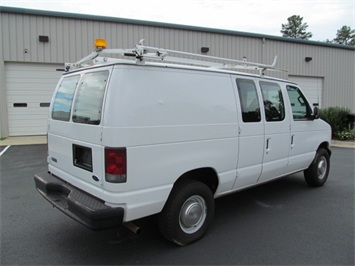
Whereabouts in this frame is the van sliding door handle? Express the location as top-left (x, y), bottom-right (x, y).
top-left (266, 138), bottom-right (271, 153)
top-left (291, 134), bottom-right (295, 148)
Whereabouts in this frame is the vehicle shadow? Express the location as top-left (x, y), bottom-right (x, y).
top-left (37, 173), bottom-right (312, 265)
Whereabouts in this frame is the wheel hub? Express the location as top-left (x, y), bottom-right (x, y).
top-left (181, 201), bottom-right (203, 226)
top-left (179, 196), bottom-right (207, 234)
top-left (317, 156), bottom-right (327, 180)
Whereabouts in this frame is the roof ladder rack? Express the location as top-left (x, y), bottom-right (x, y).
top-left (65, 39), bottom-right (288, 75)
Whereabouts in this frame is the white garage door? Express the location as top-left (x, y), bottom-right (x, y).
top-left (5, 63), bottom-right (63, 136)
top-left (288, 76), bottom-right (323, 108)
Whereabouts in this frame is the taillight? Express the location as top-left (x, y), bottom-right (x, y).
top-left (105, 147), bottom-right (127, 183)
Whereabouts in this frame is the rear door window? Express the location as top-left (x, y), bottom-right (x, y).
top-left (236, 78), bottom-right (261, 122)
top-left (72, 71), bottom-right (109, 125)
top-left (52, 75), bottom-right (80, 121)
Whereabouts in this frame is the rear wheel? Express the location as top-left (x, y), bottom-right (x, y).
top-left (304, 148), bottom-right (330, 187)
top-left (159, 179), bottom-right (215, 246)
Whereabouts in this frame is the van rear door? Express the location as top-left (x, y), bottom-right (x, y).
top-left (48, 67), bottom-right (111, 198)
top-left (232, 77), bottom-right (265, 189)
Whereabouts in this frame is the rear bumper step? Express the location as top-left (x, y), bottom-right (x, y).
top-left (34, 172), bottom-right (124, 230)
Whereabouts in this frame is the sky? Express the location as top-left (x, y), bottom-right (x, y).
top-left (1, 0), bottom-right (354, 41)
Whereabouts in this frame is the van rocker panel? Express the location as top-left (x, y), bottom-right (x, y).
top-left (34, 172), bottom-right (124, 230)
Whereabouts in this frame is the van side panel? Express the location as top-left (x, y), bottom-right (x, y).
top-left (101, 66), bottom-right (239, 221)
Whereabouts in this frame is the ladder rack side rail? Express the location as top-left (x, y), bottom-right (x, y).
top-left (90, 55), bottom-right (286, 75)
top-left (142, 54), bottom-right (284, 73)
top-left (65, 44), bottom-right (287, 73)
top-left (91, 47), bottom-right (277, 71)
top-left (142, 54), bottom-right (226, 68)
top-left (139, 45), bottom-right (279, 69)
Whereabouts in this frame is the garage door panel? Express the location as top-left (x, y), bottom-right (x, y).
top-left (8, 97), bottom-right (52, 104)
top-left (9, 125), bottom-right (48, 136)
top-left (8, 117), bottom-right (49, 124)
top-left (288, 76), bottom-right (323, 107)
top-left (5, 62), bottom-right (62, 136)
top-left (8, 96), bottom-right (53, 104)
top-left (8, 94), bottom-right (52, 100)
top-left (8, 113), bottom-right (49, 134)
top-left (8, 108), bottom-right (50, 117)
top-left (6, 82), bottom-right (58, 91)
top-left (6, 66), bottom-right (60, 75)
top-left (9, 119), bottom-right (48, 128)
top-left (6, 82), bottom-right (57, 89)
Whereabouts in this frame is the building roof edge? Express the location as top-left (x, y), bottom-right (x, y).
top-left (1, 6), bottom-right (354, 50)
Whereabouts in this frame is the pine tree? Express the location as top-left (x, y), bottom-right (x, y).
top-left (281, 15), bottom-right (312, 40)
top-left (332, 26), bottom-right (355, 46)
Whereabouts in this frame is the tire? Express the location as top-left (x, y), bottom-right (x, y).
top-left (304, 148), bottom-right (330, 187)
top-left (158, 179), bottom-right (215, 246)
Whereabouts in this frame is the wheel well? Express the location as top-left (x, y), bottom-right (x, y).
top-left (318, 141), bottom-right (332, 157)
top-left (175, 168), bottom-right (219, 194)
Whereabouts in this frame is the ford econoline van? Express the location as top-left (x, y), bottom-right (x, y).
top-left (35, 40), bottom-right (331, 245)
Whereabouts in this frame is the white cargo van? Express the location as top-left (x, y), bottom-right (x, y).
top-left (35, 40), bottom-right (331, 245)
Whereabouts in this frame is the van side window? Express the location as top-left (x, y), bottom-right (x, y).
top-left (236, 79), bottom-right (261, 122)
top-left (286, 85), bottom-right (312, 120)
top-left (52, 75), bottom-right (80, 121)
top-left (72, 71), bottom-right (109, 125)
top-left (259, 81), bottom-right (285, 122)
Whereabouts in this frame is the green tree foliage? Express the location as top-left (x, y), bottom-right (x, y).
top-left (332, 26), bottom-right (355, 46)
top-left (281, 15), bottom-right (312, 40)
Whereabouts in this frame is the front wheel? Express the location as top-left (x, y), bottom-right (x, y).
top-left (158, 179), bottom-right (215, 246)
top-left (304, 148), bottom-right (330, 187)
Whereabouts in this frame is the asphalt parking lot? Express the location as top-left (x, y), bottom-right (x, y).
top-left (0, 144), bottom-right (354, 265)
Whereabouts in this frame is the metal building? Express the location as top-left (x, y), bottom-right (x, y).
top-left (1, 7), bottom-right (354, 137)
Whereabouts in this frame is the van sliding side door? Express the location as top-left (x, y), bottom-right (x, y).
top-left (232, 77), bottom-right (264, 189)
top-left (257, 81), bottom-right (290, 183)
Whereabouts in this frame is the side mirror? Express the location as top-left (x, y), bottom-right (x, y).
top-left (312, 106), bottom-right (320, 119)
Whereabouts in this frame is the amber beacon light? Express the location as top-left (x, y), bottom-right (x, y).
top-left (95, 39), bottom-right (107, 50)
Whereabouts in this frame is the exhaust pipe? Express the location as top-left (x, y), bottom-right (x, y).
top-left (124, 222), bottom-right (141, 234)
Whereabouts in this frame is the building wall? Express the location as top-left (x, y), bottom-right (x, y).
top-left (0, 7), bottom-right (354, 137)
top-left (0, 11), bottom-right (265, 64)
top-left (262, 40), bottom-right (355, 109)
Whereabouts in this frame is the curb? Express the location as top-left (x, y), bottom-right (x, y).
top-left (0, 136), bottom-right (47, 146)
top-left (331, 140), bottom-right (355, 149)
